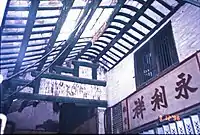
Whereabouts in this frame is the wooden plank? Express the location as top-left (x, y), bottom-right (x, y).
top-left (15, 92), bottom-right (107, 107)
top-left (75, 42), bottom-right (93, 60)
top-left (54, 0), bottom-right (101, 66)
top-left (72, 60), bottom-right (99, 69)
top-left (7, 7), bottom-right (29, 11)
top-left (12, 0), bottom-right (39, 74)
top-left (31, 71), bottom-right (107, 86)
top-left (9, 79), bottom-right (34, 87)
top-left (53, 66), bottom-right (74, 74)
top-left (156, 0), bottom-right (173, 10)
top-left (2, 30), bottom-right (53, 36)
top-left (109, 3), bottom-right (183, 71)
top-left (93, 0), bottom-right (155, 63)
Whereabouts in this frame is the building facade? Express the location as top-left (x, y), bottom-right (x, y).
top-left (104, 3), bottom-right (200, 134)
top-left (1, 0), bottom-right (200, 134)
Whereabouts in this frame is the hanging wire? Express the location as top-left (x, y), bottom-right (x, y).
top-left (2, 6), bottom-right (90, 101)
top-left (4, 40), bottom-right (65, 81)
top-left (2, 40), bottom-right (65, 101)
top-left (4, 0), bottom-right (90, 82)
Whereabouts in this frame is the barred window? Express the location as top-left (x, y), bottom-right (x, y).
top-left (134, 21), bottom-right (179, 88)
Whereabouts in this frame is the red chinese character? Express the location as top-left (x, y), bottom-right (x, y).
top-left (159, 115), bottom-right (163, 121)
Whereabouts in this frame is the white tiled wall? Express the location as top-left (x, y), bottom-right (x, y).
top-left (106, 3), bottom-right (200, 107)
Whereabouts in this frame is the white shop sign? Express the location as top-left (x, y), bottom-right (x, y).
top-left (39, 78), bottom-right (106, 100)
top-left (38, 66), bottom-right (106, 100)
top-left (127, 52), bottom-right (200, 130)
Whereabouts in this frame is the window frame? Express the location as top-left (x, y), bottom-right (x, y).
top-left (134, 21), bottom-right (179, 89)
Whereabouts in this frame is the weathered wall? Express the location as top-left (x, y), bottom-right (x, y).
top-left (72, 116), bottom-right (97, 134)
top-left (171, 4), bottom-right (200, 61)
top-left (6, 66), bottom-right (106, 132)
top-left (7, 102), bottom-right (59, 131)
top-left (106, 3), bottom-right (200, 107)
top-left (71, 107), bottom-right (106, 134)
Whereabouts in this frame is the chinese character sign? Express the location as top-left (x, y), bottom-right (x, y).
top-left (121, 100), bottom-right (129, 131)
top-left (127, 54), bottom-right (200, 130)
top-left (39, 78), bottom-right (106, 100)
top-left (175, 73), bottom-right (198, 99)
top-left (132, 96), bottom-right (146, 119)
top-left (38, 67), bottom-right (106, 100)
top-left (151, 86), bottom-right (168, 111)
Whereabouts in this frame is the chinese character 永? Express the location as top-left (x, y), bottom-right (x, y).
top-left (132, 96), bottom-right (146, 119)
top-left (151, 86), bottom-right (168, 111)
top-left (175, 73), bottom-right (198, 99)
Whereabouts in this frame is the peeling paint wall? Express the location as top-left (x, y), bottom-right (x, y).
top-left (7, 101), bottom-right (59, 131)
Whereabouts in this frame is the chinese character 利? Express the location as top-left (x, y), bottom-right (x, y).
top-left (175, 73), bottom-right (198, 99)
top-left (151, 86), bottom-right (168, 111)
top-left (132, 96), bottom-right (146, 119)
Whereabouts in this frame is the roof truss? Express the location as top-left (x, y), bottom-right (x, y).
top-left (0, 0), bottom-right (185, 75)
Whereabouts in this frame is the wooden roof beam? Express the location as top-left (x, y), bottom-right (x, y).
top-left (12, 0), bottom-right (40, 74)
top-left (37, 0), bottom-right (75, 71)
top-left (53, 0), bottom-right (101, 66)
top-left (92, 0), bottom-right (155, 63)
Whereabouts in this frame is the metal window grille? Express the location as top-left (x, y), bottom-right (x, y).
top-left (134, 22), bottom-right (179, 88)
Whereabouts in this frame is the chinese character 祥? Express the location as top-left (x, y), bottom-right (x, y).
top-left (132, 96), bottom-right (146, 119)
top-left (151, 86), bottom-right (168, 111)
top-left (175, 73), bottom-right (198, 99)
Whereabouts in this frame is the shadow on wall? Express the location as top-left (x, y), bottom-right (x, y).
top-left (7, 101), bottom-right (59, 131)
top-left (4, 121), bottom-right (16, 134)
top-left (72, 116), bottom-right (97, 134)
top-left (35, 119), bottom-right (59, 132)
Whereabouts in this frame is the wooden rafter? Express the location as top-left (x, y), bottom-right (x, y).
top-left (12, 0), bottom-right (40, 74)
top-left (37, 0), bottom-right (75, 71)
top-left (53, 0), bottom-right (101, 66)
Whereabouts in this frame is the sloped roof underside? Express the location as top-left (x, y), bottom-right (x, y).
top-left (0, 0), bottom-right (183, 78)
